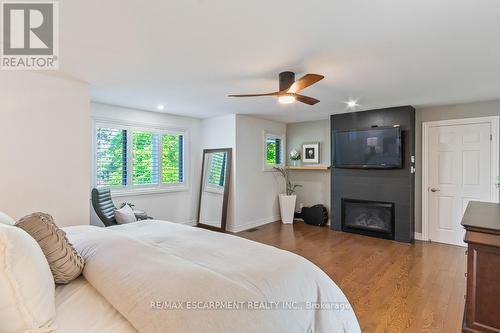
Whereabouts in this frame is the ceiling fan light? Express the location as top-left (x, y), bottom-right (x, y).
top-left (278, 95), bottom-right (296, 104)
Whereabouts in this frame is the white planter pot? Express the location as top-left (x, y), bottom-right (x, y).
top-left (279, 194), bottom-right (296, 224)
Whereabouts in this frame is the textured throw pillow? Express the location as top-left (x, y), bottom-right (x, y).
top-left (0, 210), bottom-right (15, 226)
top-left (0, 224), bottom-right (56, 333)
top-left (115, 204), bottom-right (137, 224)
top-left (16, 213), bottom-right (84, 284)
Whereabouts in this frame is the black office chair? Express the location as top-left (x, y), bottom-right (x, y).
top-left (91, 188), bottom-right (118, 227)
top-left (91, 188), bottom-right (153, 227)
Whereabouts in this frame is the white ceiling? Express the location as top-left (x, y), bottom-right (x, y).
top-left (60, 0), bottom-right (500, 123)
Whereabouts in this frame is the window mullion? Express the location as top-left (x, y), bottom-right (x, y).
top-left (158, 132), bottom-right (163, 188)
top-left (126, 128), bottom-right (133, 188)
top-left (179, 134), bottom-right (184, 183)
top-left (121, 129), bottom-right (128, 186)
top-left (275, 138), bottom-right (281, 165)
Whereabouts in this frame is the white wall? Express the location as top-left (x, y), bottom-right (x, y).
top-left (200, 115), bottom-right (236, 227)
top-left (91, 103), bottom-right (202, 226)
top-left (286, 120), bottom-right (331, 223)
top-left (233, 115), bottom-right (286, 232)
top-left (200, 114), bottom-right (287, 232)
top-left (201, 115), bottom-right (236, 149)
top-left (0, 72), bottom-right (90, 226)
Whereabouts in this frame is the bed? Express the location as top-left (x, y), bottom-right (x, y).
top-left (58, 220), bottom-right (359, 332)
top-left (55, 277), bottom-right (137, 333)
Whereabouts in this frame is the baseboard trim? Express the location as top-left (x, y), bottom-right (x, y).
top-left (227, 216), bottom-right (280, 233)
top-left (178, 219), bottom-right (197, 226)
top-left (414, 232), bottom-right (426, 241)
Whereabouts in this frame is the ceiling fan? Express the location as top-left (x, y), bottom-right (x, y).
top-left (228, 71), bottom-right (324, 105)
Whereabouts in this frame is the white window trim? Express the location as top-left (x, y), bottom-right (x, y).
top-left (91, 117), bottom-right (190, 196)
top-left (263, 130), bottom-right (285, 172)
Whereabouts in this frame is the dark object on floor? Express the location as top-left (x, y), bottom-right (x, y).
top-left (91, 188), bottom-right (153, 227)
top-left (246, 228), bottom-right (259, 232)
top-left (295, 205), bottom-right (328, 226)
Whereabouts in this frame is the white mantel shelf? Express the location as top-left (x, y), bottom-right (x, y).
top-left (286, 165), bottom-right (331, 171)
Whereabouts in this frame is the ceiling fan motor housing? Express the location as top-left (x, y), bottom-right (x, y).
top-left (227, 71), bottom-right (322, 105)
top-left (279, 71), bottom-right (295, 92)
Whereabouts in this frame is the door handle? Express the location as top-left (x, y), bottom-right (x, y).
top-left (430, 188), bottom-right (440, 192)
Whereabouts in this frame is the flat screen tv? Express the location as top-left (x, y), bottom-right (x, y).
top-left (333, 126), bottom-right (402, 169)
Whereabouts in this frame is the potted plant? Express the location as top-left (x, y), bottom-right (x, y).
top-left (274, 167), bottom-right (302, 224)
top-left (289, 149), bottom-right (301, 166)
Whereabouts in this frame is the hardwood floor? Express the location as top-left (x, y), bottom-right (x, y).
top-left (237, 221), bottom-right (467, 333)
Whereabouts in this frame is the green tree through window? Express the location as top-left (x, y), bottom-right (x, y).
top-left (96, 128), bottom-right (127, 187)
top-left (162, 134), bottom-right (183, 184)
top-left (95, 126), bottom-right (185, 189)
top-left (266, 137), bottom-right (282, 165)
top-left (133, 132), bottom-right (159, 185)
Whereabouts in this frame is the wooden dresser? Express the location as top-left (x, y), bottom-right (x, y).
top-left (462, 201), bottom-right (500, 333)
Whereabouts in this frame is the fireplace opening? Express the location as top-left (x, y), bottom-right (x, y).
top-left (342, 198), bottom-right (395, 240)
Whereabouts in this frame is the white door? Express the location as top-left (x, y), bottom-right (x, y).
top-left (428, 122), bottom-right (492, 246)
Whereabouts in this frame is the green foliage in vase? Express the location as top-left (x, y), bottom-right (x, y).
top-left (274, 167), bottom-right (302, 195)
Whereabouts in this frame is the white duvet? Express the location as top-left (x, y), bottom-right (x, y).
top-left (65, 221), bottom-right (360, 333)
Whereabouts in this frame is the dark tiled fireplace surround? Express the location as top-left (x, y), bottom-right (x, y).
top-left (331, 106), bottom-right (415, 243)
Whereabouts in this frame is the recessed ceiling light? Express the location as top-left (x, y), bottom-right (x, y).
top-left (278, 95), bottom-right (296, 104)
top-left (156, 104), bottom-right (165, 111)
top-left (346, 99), bottom-right (359, 109)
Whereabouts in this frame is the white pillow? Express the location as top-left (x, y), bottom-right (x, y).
top-left (0, 224), bottom-right (56, 333)
top-left (0, 211), bottom-right (15, 226)
top-left (114, 204), bottom-right (137, 224)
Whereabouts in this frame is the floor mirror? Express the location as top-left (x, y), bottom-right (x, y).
top-left (197, 148), bottom-right (232, 232)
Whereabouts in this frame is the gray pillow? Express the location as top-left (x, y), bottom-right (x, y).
top-left (114, 204), bottom-right (137, 224)
top-left (16, 213), bottom-right (84, 284)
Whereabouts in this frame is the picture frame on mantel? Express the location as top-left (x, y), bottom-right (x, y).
top-left (302, 142), bottom-right (320, 164)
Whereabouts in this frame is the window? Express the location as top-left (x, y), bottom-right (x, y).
top-left (133, 131), bottom-right (160, 185)
top-left (96, 128), bottom-right (127, 187)
top-left (94, 121), bottom-right (187, 193)
top-left (266, 137), bottom-right (282, 165)
top-left (162, 134), bottom-right (184, 184)
top-left (264, 132), bottom-right (284, 170)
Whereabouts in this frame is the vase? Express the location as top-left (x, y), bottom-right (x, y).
top-left (279, 194), bottom-right (297, 224)
top-left (291, 160), bottom-right (300, 166)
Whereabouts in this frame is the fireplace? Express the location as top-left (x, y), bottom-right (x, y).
top-left (342, 198), bottom-right (395, 240)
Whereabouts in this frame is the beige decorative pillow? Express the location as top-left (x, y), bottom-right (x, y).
top-left (16, 213), bottom-right (84, 284)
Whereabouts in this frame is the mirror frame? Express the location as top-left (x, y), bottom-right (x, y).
top-left (197, 148), bottom-right (232, 232)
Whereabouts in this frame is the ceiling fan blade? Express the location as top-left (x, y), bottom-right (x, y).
top-left (228, 92), bottom-right (279, 97)
top-left (287, 74), bottom-right (324, 94)
top-left (295, 94), bottom-right (320, 105)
